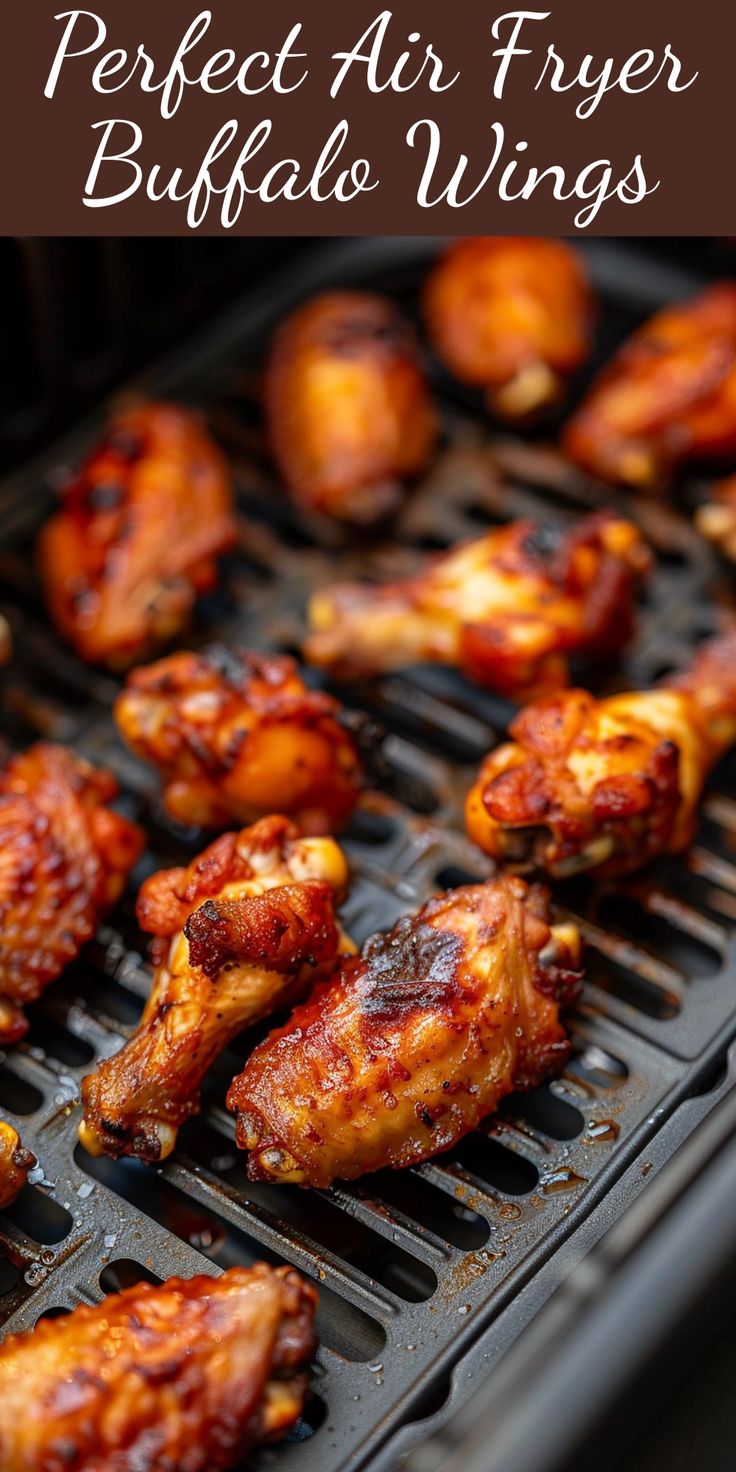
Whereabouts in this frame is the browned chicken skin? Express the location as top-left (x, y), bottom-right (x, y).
top-left (0, 1121), bottom-right (35, 1210)
top-left (114, 646), bottom-right (363, 833)
top-left (80, 815), bottom-right (351, 1162)
top-left (306, 512), bottom-right (650, 699)
top-left (38, 401), bottom-right (236, 669)
top-left (564, 284), bottom-right (736, 487)
top-left (0, 743), bottom-right (143, 1043)
top-left (228, 878), bottom-right (581, 1187)
top-left (696, 472), bottom-right (736, 560)
top-left (0, 1263), bottom-right (317, 1472)
top-left (265, 290), bottom-right (437, 522)
top-left (466, 628), bottom-right (736, 879)
top-left (424, 237), bottom-right (594, 418)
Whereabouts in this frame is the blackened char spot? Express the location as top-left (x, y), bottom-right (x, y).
top-left (358, 915), bottom-right (463, 1018)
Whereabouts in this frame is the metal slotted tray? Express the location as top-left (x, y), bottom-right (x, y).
top-left (2, 237), bottom-right (736, 1472)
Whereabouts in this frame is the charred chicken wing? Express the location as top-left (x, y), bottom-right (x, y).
top-left (0, 1263), bottom-right (317, 1472)
top-left (227, 878), bottom-right (581, 1187)
top-left (696, 473), bottom-right (736, 561)
top-left (466, 628), bottom-right (736, 878)
top-left (0, 1121), bottom-right (35, 1210)
top-left (564, 284), bottom-right (736, 487)
top-left (0, 743), bottom-right (143, 1043)
top-left (38, 401), bottom-right (236, 668)
top-left (265, 290), bottom-right (437, 522)
top-left (424, 237), bottom-right (593, 418)
top-left (115, 645), bottom-right (363, 833)
top-left (80, 814), bottom-right (351, 1162)
top-left (306, 512), bottom-right (650, 699)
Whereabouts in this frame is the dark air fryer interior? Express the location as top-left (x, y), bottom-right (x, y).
top-left (1, 237), bottom-right (736, 1472)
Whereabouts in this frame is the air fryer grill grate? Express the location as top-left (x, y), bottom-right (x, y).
top-left (1, 238), bottom-right (736, 1472)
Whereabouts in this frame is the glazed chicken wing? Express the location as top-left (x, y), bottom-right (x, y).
top-left (696, 472), bottom-right (736, 561)
top-left (38, 401), bottom-right (236, 668)
top-left (0, 1263), bottom-right (317, 1472)
top-left (424, 237), bottom-right (593, 418)
top-left (227, 878), bottom-right (581, 1187)
top-left (0, 743), bottom-right (143, 1043)
top-left (0, 1121), bottom-right (35, 1210)
top-left (564, 284), bottom-right (736, 487)
top-left (115, 646), bottom-right (363, 832)
top-left (265, 290), bottom-right (437, 522)
top-left (80, 814), bottom-right (351, 1162)
top-left (306, 512), bottom-right (650, 699)
top-left (466, 628), bottom-right (736, 879)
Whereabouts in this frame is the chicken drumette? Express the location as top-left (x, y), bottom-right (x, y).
top-left (80, 815), bottom-right (351, 1162)
top-left (265, 291), bottom-right (437, 522)
top-left (466, 628), bottom-right (736, 879)
top-left (564, 284), bottom-right (736, 487)
top-left (228, 878), bottom-right (581, 1187)
top-left (0, 1263), bottom-right (317, 1472)
top-left (38, 401), bottom-right (236, 669)
top-left (0, 743), bottom-right (143, 1043)
top-left (696, 473), bottom-right (736, 561)
top-left (306, 512), bottom-right (650, 699)
top-left (424, 237), bottom-right (594, 418)
top-left (115, 646), bottom-right (363, 832)
top-left (0, 1121), bottom-right (35, 1211)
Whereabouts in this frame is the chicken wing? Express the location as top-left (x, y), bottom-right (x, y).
top-left (564, 284), bottom-right (736, 487)
top-left (38, 401), bottom-right (236, 669)
top-left (466, 628), bottom-right (736, 879)
top-left (114, 645), bottom-right (363, 832)
top-left (0, 1263), bottom-right (317, 1472)
top-left (0, 743), bottom-right (143, 1043)
top-left (79, 814), bottom-right (351, 1162)
top-left (424, 237), bottom-right (593, 418)
top-left (0, 1121), bottom-right (35, 1210)
top-left (696, 473), bottom-right (736, 561)
top-left (227, 878), bottom-right (581, 1187)
top-left (264, 290), bottom-right (437, 522)
top-left (306, 511), bottom-right (650, 699)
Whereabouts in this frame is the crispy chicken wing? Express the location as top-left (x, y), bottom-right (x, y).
top-left (80, 815), bottom-right (351, 1162)
top-left (227, 878), bottom-right (581, 1187)
top-left (466, 628), bottom-right (736, 879)
top-left (264, 290), bottom-right (437, 522)
top-left (114, 645), bottom-right (363, 833)
top-left (424, 237), bottom-right (593, 418)
top-left (696, 473), bottom-right (736, 561)
top-left (0, 1263), bottom-right (317, 1472)
top-left (0, 1121), bottom-right (35, 1210)
top-left (38, 401), bottom-right (236, 668)
top-left (564, 284), bottom-right (736, 487)
top-left (0, 743), bottom-right (143, 1043)
top-left (306, 512), bottom-right (650, 698)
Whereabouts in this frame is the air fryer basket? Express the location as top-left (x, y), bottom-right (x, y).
top-left (1, 238), bottom-right (736, 1472)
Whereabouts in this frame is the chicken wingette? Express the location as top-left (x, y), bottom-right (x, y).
top-left (0, 1263), bottom-right (317, 1472)
top-left (306, 511), bottom-right (650, 699)
top-left (466, 628), bottom-right (736, 878)
top-left (79, 815), bottom-right (351, 1162)
top-left (564, 283), bottom-right (736, 487)
top-left (114, 646), bottom-right (363, 832)
top-left (0, 743), bottom-right (143, 1043)
top-left (38, 401), bottom-right (236, 668)
top-left (227, 877), bottom-right (581, 1187)
top-left (424, 237), bottom-right (594, 418)
top-left (0, 1121), bottom-right (35, 1211)
top-left (265, 290), bottom-right (437, 522)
